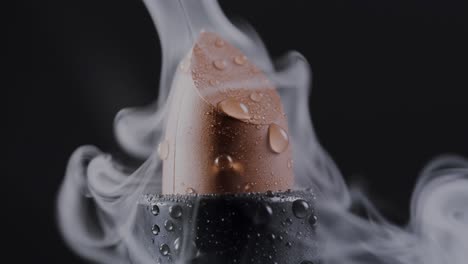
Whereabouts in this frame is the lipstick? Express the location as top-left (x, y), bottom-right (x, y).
top-left (136, 32), bottom-right (319, 264)
top-left (160, 31), bottom-right (293, 195)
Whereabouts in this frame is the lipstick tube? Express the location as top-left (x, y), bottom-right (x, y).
top-left (137, 32), bottom-right (320, 264)
top-left (135, 191), bottom-right (318, 264)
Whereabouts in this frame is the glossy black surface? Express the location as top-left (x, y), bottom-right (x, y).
top-left (134, 191), bottom-right (318, 264)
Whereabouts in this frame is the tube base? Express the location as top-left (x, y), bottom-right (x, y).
top-left (134, 190), bottom-right (320, 264)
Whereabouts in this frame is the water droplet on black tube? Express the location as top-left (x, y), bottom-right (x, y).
top-left (292, 199), bottom-right (310, 219)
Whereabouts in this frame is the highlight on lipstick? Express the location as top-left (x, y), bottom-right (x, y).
top-left (56, 0), bottom-right (468, 264)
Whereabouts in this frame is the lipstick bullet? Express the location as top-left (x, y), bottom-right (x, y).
top-left (160, 31), bottom-right (294, 195)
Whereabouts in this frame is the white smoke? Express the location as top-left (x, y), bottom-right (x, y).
top-left (57, 0), bottom-right (468, 263)
top-left (317, 155), bottom-right (468, 264)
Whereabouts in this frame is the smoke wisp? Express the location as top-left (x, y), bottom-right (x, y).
top-left (57, 0), bottom-right (468, 263)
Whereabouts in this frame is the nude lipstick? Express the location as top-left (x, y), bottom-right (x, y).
top-left (160, 31), bottom-right (294, 195)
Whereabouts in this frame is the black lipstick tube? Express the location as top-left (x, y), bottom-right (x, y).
top-left (134, 190), bottom-right (319, 264)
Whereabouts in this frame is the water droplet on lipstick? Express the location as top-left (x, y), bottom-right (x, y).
top-left (243, 182), bottom-right (254, 192)
top-left (268, 124), bottom-right (289, 153)
top-left (152, 224), bottom-right (160, 235)
top-left (218, 98), bottom-right (250, 120)
top-left (250, 92), bottom-right (262, 102)
top-left (214, 38), bottom-right (225, 47)
top-left (179, 60), bottom-right (189, 73)
top-left (157, 141), bottom-right (169, 160)
top-left (209, 79), bottom-right (219, 86)
top-left (214, 154), bottom-right (233, 170)
top-left (233, 55), bottom-right (247, 65)
top-left (292, 199), bottom-right (310, 219)
top-left (186, 187), bottom-right (196, 194)
top-left (213, 59), bottom-right (226, 70)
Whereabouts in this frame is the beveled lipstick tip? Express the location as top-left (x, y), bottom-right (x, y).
top-left (161, 32), bottom-right (294, 195)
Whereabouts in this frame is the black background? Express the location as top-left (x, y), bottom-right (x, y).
top-left (8, 0), bottom-right (467, 263)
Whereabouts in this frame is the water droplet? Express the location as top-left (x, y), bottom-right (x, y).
top-left (285, 218), bottom-right (293, 225)
top-left (164, 220), bottom-right (175, 231)
top-left (254, 204), bottom-right (273, 225)
top-left (268, 124), bottom-right (289, 153)
top-left (157, 140), bottom-right (169, 160)
top-left (233, 55), bottom-right (247, 65)
top-left (286, 242), bottom-right (292, 248)
top-left (186, 187), bottom-right (196, 194)
top-left (151, 204), bottom-right (160, 216)
top-left (287, 159), bottom-right (293, 169)
top-left (309, 215), bottom-right (318, 227)
top-left (249, 92), bottom-right (262, 102)
top-left (209, 79), bottom-right (219, 86)
top-left (151, 224), bottom-right (160, 235)
top-left (179, 59), bottom-right (190, 73)
top-left (218, 98), bottom-right (250, 120)
top-left (268, 233), bottom-right (276, 242)
top-left (292, 199), bottom-right (310, 219)
top-left (214, 38), bottom-right (225, 47)
top-left (251, 67), bottom-right (260, 74)
top-left (159, 243), bottom-right (170, 256)
top-left (213, 59), bottom-right (226, 70)
top-left (173, 237), bottom-right (181, 252)
top-left (243, 182), bottom-right (254, 192)
top-left (214, 154), bottom-right (233, 170)
top-left (169, 205), bottom-right (183, 219)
